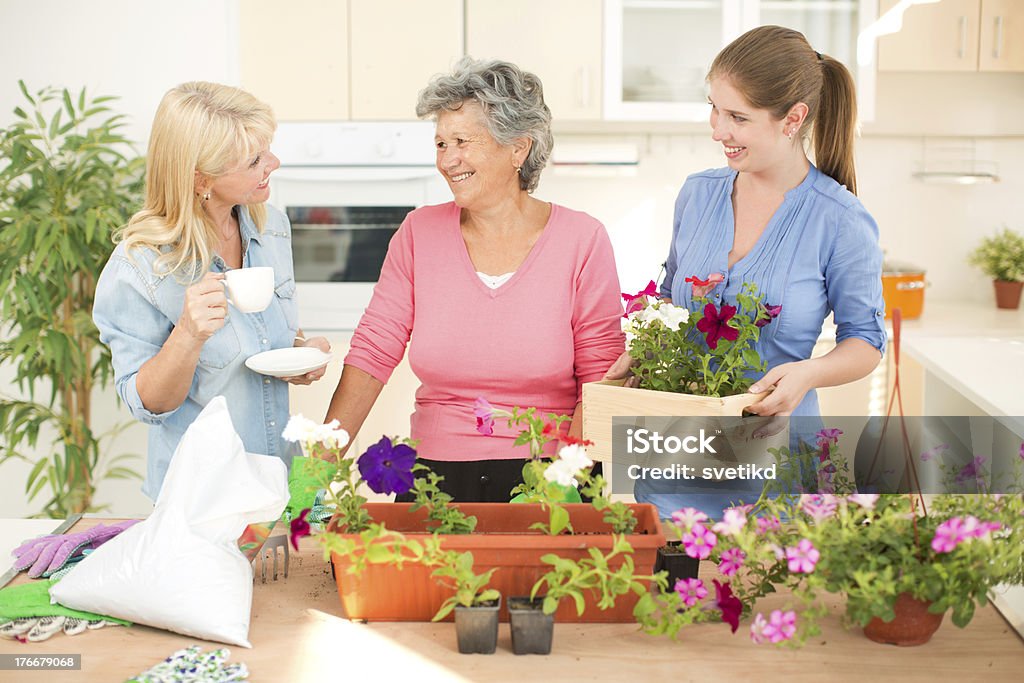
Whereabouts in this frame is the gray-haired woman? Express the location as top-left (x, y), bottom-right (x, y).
top-left (325, 57), bottom-right (625, 502)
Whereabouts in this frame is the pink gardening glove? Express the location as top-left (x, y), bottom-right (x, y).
top-left (12, 520), bottom-right (139, 578)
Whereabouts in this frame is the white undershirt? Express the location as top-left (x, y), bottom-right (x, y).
top-left (476, 271), bottom-right (515, 289)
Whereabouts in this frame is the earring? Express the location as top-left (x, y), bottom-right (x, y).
top-left (514, 164), bottom-right (522, 175)
top-left (786, 129), bottom-right (795, 140)
top-left (203, 191), bottom-right (211, 202)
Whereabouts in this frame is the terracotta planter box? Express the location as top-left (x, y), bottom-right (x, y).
top-left (330, 502), bottom-right (665, 623)
top-left (582, 379), bottom-right (768, 464)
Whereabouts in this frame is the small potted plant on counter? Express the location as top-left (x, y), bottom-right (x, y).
top-left (510, 535), bottom-right (663, 655)
top-left (968, 227), bottom-right (1024, 309)
top-left (636, 490), bottom-right (1024, 647)
top-left (430, 549), bottom-right (501, 655)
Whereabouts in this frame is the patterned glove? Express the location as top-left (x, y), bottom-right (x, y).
top-left (12, 520), bottom-right (139, 578)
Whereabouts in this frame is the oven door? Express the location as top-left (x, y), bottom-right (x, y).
top-left (270, 166), bottom-right (450, 331)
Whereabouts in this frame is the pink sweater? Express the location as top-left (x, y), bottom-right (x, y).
top-left (345, 202), bottom-right (625, 462)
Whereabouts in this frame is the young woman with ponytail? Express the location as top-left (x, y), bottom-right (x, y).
top-left (608, 26), bottom-right (886, 518)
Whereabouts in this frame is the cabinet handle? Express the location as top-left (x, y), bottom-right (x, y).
top-left (895, 281), bottom-right (925, 291)
top-left (577, 65), bottom-right (591, 109)
top-left (958, 16), bottom-right (968, 60)
top-left (994, 16), bottom-right (1004, 59)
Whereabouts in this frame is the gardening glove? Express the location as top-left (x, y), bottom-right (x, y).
top-left (285, 456), bottom-right (338, 522)
top-left (12, 520), bottom-right (139, 578)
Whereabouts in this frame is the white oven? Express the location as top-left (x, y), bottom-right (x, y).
top-left (269, 122), bottom-right (451, 331)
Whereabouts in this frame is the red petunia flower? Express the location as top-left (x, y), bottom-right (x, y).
top-left (685, 273), bottom-right (724, 298)
top-left (289, 508), bottom-right (311, 551)
top-left (755, 304), bottom-right (782, 328)
top-left (695, 303), bottom-right (739, 350)
top-left (621, 280), bottom-right (659, 317)
top-left (713, 579), bottom-right (743, 633)
top-left (561, 434), bottom-right (595, 447)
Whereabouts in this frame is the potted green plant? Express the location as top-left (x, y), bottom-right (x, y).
top-left (634, 489), bottom-right (1024, 647)
top-left (583, 279), bottom-right (782, 462)
top-left (0, 81), bottom-right (144, 517)
top-left (430, 550), bottom-right (501, 654)
top-left (513, 535), bottom-right (663, 655)
top-left (968, 227), bottom-right (1024, 309)
top-left (282, 413), bottom-right (665, 623)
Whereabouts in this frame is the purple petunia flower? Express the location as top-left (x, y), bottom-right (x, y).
top-left (674, 577), bottom-right (708, 607)
top-left (713, 579), bottom-right (743, 633)
top-left (954, 455), bottom-right (987, 485)
top-left (696, 303), bottom-right (739, 350)
top-left (919, 443), bottom-right (949, 462)
top-left (755, 303), bottom-right (783, 328)
top-left (357, 437), bottom-right (416, 495)
top-left (785, 539), bottom-right (820, 574)
top-left (681, 522), bottom-right (717, 560)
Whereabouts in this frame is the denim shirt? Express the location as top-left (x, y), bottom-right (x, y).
top-left (94, 205), bottom-right (299, 500)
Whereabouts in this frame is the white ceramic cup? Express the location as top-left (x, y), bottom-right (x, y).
top-left (223, 266), bottom-right (274, 313)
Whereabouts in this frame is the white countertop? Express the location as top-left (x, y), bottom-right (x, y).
top-left (897, 303), bottom-right (1024, 417)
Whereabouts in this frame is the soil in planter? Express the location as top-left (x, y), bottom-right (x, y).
top-left (508, 596), bottom-right (554, 655)
top-left (863, 593), bottom-right (945, 646)
top-left (654, 542), bottom-right (700, 589)
top-left (454, 597), bottom-right (501, 655)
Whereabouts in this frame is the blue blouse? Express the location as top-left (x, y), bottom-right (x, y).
top-left (637, 164), bottom-right (886, 518)
top-left (661, 164), bottom-right (886, 416)
top-left (93, 205), bottom-right (300, 500)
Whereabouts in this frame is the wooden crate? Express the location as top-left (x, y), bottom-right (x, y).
top-left (581, 379), bottom-right (766, 464)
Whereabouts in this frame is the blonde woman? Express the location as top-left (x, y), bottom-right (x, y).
top-left (94, 82), bottom-right (329, 499)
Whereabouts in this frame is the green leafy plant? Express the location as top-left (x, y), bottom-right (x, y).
top-left (431, 550), bottom-right (500, 621)
top-left (530, 535), bottom-right (659, 616)
top-left (968, 227), bottom-right (1024, 282)
top-left (0, 81), bottom-right (144, 517)
top-left (622, 280), bottom-right (780, 396)
top-left (633, 491), bottom-right (1024, 647)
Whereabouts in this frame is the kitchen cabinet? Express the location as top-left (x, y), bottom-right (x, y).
top-left (288, 334), bottom-right (419, 457)
top-left (812, 337), bottom-right (890, 417)
top-left (240, 0), bottom-right (462, 121)
top-left (603, 0), bottom-right (877, 121)
top-left (350, 0), bottom-right (463, 119)
top-left (466, 0), bottom-right (603, 121)
top-left (240, 0), bottom-right (350, 120)
top-left (878, 0), bottom-right (1024, 72)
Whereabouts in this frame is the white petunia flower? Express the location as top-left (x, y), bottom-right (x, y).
top-left (544, 460), bottom-right (579, 488)
top-left (656, 303), bottom-right (690, 331)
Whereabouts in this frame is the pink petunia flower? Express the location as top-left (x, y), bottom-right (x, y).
top-left (621, 280), bottom-right (659, 317)
top-left (785, 539), bottom-right (820, 574)
top-left (932, 517), bottom-right (967, 553)
top-left (473, 397), bottom-right (495, 436)
top-left (750, 613), bottom-right (770, 644)
top-left (756, 516), bottom-right (781, 535)
top-left (674, 577), bottom-right (708, 607)
top-left (672, 507), bottom-right (709, 531)
top-left (718, 547), bottom-right (746, 577)
top-left (696, 303), bottom-right (739, 350)
top-left (955, 455), bottom-right (988, 484)
top-left (761, 610), bottom-right (797, 643)
top-left (799, 494), bottom-right (838, 522)
top-left (815, 428), bottom-right (842, 446)
top-left (681, 522), bottom-right (717, 560)
top-left (847, 493), bottom-right (880, 511)
top-left (712, 507), bottom-right (748, 537)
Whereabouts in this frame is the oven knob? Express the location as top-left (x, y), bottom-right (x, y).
top-left (376, 139), bottom-right (396, 159)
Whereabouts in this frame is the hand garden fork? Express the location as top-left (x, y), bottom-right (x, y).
top-left (253, 535), bottom-right (289, 583)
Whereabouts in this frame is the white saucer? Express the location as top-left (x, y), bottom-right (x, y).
top-left (244, 347), bottom-right (333, 378)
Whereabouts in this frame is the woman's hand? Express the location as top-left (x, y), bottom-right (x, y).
top-left (603, 351), bottom-right (640, 388)
top-left (177, 272), bottom-right (227, 344)
top-left (283, 335), bottom-right (332, 385)
top-left (746, 360), bottom-right (817, 417)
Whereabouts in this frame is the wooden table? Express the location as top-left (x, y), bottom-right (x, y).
top-left (1, 519), bottom-right (1022, 682)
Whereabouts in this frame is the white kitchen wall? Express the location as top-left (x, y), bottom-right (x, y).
top-left (2, 2), bottom-right (1022, 518)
